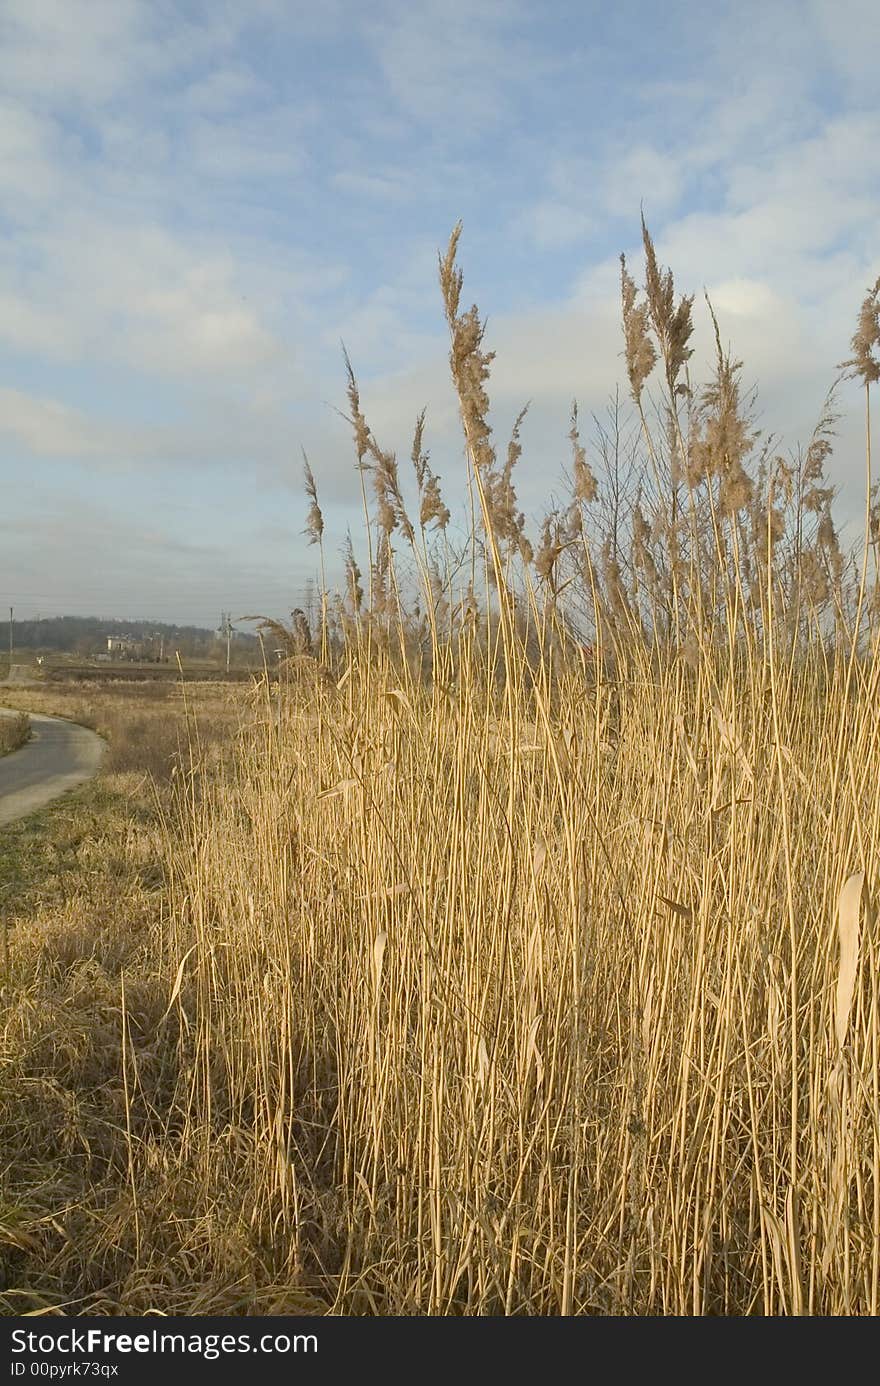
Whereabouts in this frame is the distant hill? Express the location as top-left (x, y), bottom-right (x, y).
top-left (1, 615), bottom-right (259, 661)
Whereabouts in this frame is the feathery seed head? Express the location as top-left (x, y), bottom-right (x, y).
top-left (343, 347), bottom-right (371, 467)
top-left (439, 225), bottom-right (496, 474)
top-left (841, 277), bottom-right (880, 387)
top-left (640, 216), bottom-right (694, 394)
top-left (343, 533), bottom-right (363, 613)
top-left (570, 402), bottom-right (598, 504)
top-left (620, 254), bottom-right (657, 403)
top-left (302, 450), bottom-right (324, 545)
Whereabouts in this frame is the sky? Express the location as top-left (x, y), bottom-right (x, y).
top-left (0, 0), bottom-right (878, 628)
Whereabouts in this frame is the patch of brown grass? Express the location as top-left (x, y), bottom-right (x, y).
top-left (0, 712), bottom-right (30, 756)
top-left (1, 682), bottom-right (238, 783)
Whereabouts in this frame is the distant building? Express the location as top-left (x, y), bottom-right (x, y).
top-left (107, 635), bottom-right (139, 658)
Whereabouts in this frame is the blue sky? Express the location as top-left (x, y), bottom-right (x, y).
top-left (0, 0), bottom-right (878, 626)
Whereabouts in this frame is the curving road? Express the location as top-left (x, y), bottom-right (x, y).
top-left (0, 711), bottom-right (105, 828)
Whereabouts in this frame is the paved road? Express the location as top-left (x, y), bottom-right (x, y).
top-left (0, 711), bottom-right (105, 828)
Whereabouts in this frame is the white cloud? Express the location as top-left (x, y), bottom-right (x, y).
top-left (0, 388), bottom-right (127, 460)
top-left (603, 146), bottom-right (684, 219)
top-left (362, 0), bottom-right (539, 129)
top-left (521, 201), bottom-right (595, 251)
top-left (0, 209), bottom-right (293, 376)
top-left (0, 0), bottom-right (174, 106)
top-left (181, 65), bottom-right (265, 116)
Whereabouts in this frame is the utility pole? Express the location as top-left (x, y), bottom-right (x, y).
top-left (8, 606), bottom-right (12, 666)
top-left (219, 611), bottom-right (233, 673)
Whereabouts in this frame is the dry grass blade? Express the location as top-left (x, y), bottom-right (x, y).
top-left (160, 944), bottom-right (197, 1024)
top-left (657, 895), bottom-right (693, 922)
top-left (316, 777), bottom-right (358, 800)
top-left (532, 835), bottom-right (547, 877)
top-left (835, 871), bottom-right (866, 1050)
top-left (371, 931), bottom-right (387, 993)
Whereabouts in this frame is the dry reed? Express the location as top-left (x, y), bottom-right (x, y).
top-left (2, 223), bottom-right (880, 1316)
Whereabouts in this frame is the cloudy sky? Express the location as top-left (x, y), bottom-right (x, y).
top-left (0, 0), bottom-right (878, 626)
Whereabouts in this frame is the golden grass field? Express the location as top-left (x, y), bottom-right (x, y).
top-left (1, 644), bottom-right (878, 1316)
top-left (1, 227), bottom-right (879, 1315)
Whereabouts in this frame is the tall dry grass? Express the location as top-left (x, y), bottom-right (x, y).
top-left (2, 226), bottom-right (879, 1315)
top-left (151, 229), bottom-right (880, 1314)
top-left (157, 631), bottom-right (878, 1314)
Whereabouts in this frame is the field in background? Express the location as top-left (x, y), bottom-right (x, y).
top-left (0, 677), bottom-right (243, 782)
top-left (1, 650), bottom-right (263, 685)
